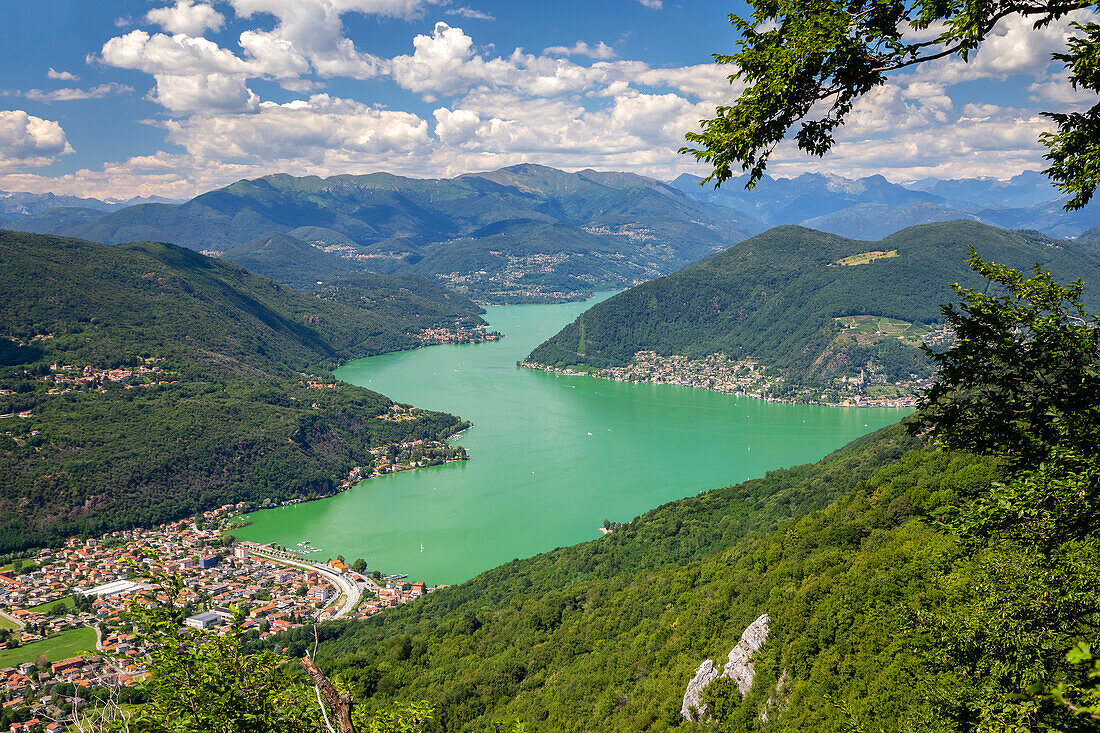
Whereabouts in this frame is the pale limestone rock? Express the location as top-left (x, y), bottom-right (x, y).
top-left (680, 613), bottom-right (771, 722)
top-left (723, 613), bottom-right (770, 695)
top-left (680, 659), bottom-right (720, 721)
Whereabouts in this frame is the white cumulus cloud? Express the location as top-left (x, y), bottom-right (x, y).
top-left (164, 94), bottom-right (430, 159)
top-left (47, 67), bottom-right (80, 81)
top-left (96, 30), bottom-right (252, 76)
top-left (151, 74), bottom-right (260, 113)
top-left (392, 22), bottom-right (516, 94)
top-left (543, 41), bottom-right (616, 59)
top-left (145, 1), bottom-right (226, 36)
top-left (0, 111), bottom-right (73, 171)
top-left (22, 83), bottom-right (133, 103)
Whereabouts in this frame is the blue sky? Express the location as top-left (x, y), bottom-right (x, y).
top-left (0, 0), bottom-right (1095, 199)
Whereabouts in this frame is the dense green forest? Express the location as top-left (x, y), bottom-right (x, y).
top-left (222, 232), bottom-right (364, 290)
top-left (526, 221), bottom-right (1100, 386)
top-left (0, 230), bottom-right (481, 552)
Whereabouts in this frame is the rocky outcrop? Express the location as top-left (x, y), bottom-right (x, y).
top-left (680, 613), bottom-right (771, 721)
top-left (681, 660), bottom-right (722, 722)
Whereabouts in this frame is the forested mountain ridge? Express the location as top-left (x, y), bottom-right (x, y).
top-left (16, 165), bottom-right (762, 304)
top-left (0, 230), bottom-right (481, 553)
top-left (524, 221), bottom-right (1100, 402)
top-left (292, 252), bottom-right (1100, 729)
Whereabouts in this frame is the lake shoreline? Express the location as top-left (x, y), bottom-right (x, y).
top-left (518, 360), bottom-right (919, 409)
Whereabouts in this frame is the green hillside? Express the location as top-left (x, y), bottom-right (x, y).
top-left (222, 232), bottom-right (362, 289)
top-left (8, 206), bottom-right (110, 234)
top-left (1078, 224), bottom-right (1100, 246)
top-left (0, 230), bottom-right (483, 552)
top-left (525, 221), bottom-right (1100, 397)
top-left (35, 165), bottom-right (762, 303)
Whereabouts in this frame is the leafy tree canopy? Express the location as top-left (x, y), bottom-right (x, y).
top-left (683, 0), bottom-right (1100, 209)
top-left (914, 250), bottom-right (1100, 546)
top-left (909, 255), bottom-right (1100, 727)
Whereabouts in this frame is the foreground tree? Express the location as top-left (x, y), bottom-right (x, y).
top-left (908, 256), bottom-right (1100, 730)
top-left (914, 250), bottom-right (1100, 546)
top-left (682, 0), bottom-right (1100, 208)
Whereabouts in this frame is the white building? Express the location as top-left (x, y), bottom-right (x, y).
top-left (184, 611), bottom-right (222, 630)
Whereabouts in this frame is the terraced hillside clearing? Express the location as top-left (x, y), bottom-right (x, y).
top-left (833, 315), bottom-right (938, 348)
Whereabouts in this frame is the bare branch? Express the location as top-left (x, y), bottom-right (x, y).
top-left (301, 655), bottom-right (358, 733)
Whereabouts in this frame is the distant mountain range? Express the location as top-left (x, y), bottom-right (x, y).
top-left (525, 221), bottom-right (1100, 401)
top-left (0, 190), bottom-right (178, 221)
top-left (6, 166), bottom-right (1099, 302)
top-left (5, 165), bottom-right (761, 304)
top-left (671, 170), bottom-right (1100, 240)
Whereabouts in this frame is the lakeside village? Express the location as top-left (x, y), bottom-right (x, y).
top-left (0, 447), bottom-right (461, 731)
top-left (414, 325), bottom-right (501, 346)
top-left (522, 350), bottom-right (935, 408)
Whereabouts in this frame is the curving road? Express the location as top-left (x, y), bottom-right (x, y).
top-left (242, 543), bottom-right (361, 619)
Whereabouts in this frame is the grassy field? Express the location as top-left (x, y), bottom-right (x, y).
top-left (30, 595), bottom-right (76, 614)
top-left (0, 626), bottom-right (96, 668)
top-left (831, 249), bottom-right (899, 266)
top-left (0, 613), bottom-right (17, 630)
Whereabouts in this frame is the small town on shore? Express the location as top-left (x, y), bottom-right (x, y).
top-left (0, 494), bottom-right (445, 731)
top-left (522, 350), bottom-right (931, 408)
top-left (414, 325), bottom-right (502, 346)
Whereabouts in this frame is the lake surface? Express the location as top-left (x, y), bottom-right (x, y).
top-left (237, 294), bottom-right (908, 584)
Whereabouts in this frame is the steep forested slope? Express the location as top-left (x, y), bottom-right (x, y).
top-left (526, 221), bottom-right (1100, 389)
top-left (222, 232), bottom-right (362, 289)
top-left (0, 231), bottom-right (481, 552)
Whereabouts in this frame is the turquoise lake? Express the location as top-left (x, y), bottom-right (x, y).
top-left (238, 294), bottom-right (908, 584)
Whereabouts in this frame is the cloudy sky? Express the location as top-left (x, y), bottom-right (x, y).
top-left (0, 0), bottom-right (1095, 199)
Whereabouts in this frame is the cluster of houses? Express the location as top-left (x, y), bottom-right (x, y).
top-left (37, 359), bottom-right (177, 395)
top-left (370, 577), bottom-right (430, 612)
top-left (367, 439), bottom-right (467, 476)
top-left (1, 655), bottom-right (118, 732)
top-left (437, 251), bottom-right (594, 302)
top-left (375, 404), bottom-right (423, 423)
top-left (524, 351), bottom-right (782, 399)
top-left (0, 503), bottom-right (443, 731)
top-left (414, 325), bottom-right (500, 346)
top-left (527, 350), bottom-right (931, 408)
top-left (0, 507), bottom-right (343, 649)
